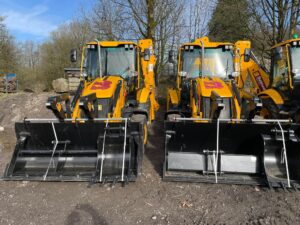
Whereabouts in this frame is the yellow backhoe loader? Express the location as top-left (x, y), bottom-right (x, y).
top-left (236, 38), bottom-right (300, 122)
top-left (164, 36), bottom-right (300, 189)
top-left (4, 39), bottom-right (159, 184)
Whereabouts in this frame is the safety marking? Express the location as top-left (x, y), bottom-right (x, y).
top-left (91, 80), bottom-right (112, 90)
top-left (204, 81), bottom-right (224, 89)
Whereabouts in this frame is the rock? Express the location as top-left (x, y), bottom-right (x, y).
top-left (52, 78), bottom-right (69, 93)
top-left (151, 216), bottom-right (157, 220)
top-left (0, 126), bottom-right (4, 132)
top-left (23, 88), bottom-right (35, 93)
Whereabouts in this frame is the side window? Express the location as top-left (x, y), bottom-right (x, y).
top-left (272, 46), bottom-right (289, 91)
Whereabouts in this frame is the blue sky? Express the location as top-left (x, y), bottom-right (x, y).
top-left (0, 0), bottom-right (93, 42)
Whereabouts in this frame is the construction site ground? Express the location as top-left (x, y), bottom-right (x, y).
top-left (0, 91), bottom-right (300, 225)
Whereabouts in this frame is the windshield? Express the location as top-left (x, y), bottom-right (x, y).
top-left (181, 47), bottom-right (201, 78)
top-left (180, 47), bottom-right (234, 78)
top-left (201, 48), bottom-right (234, 78)
top-left (85, 45), bottom-right (136, 79)
top-left (290, 46), bottom-right (300, 75)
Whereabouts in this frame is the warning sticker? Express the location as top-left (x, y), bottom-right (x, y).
top-left (204, 81), bottom-right (224, 89)
top-left (90, 80), bottom-right (112, 90)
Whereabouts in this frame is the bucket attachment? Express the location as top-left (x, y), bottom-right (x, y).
top-left (164, 119), bottom-right (300, 189)
top-left (4, 119), bottom-right (144, 183)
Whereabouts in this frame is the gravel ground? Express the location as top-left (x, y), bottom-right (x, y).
top-left (0, 92), bottom-right (300, 225)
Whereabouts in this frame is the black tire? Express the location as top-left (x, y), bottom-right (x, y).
top-left (131, 114), bottom-right (148, 145)
top-left (261, 98), bottom-right (280, 119)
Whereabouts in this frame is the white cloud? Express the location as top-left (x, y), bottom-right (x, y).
top-left (2, 4), bottom-right (57, 37)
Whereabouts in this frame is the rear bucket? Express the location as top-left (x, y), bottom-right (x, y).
top-left (164, 119), bottom-right (300, 188)
top-left (4, 119), bottom-right (144, 183)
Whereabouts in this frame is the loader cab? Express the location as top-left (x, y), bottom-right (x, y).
top-left (178, 44), bottom-right (235, 80)
top-left (270, 40), bottom-right (300, 99)
top-left (83, 42), bottom-right (138, 81)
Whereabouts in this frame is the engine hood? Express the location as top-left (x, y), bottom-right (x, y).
top-left (83, 76), bottom-right (123, 98)
top-left (197, 77), bottom-right (233, 98)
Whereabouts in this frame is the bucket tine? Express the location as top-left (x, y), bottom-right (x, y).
top-left (121, 118), bottom-right (128, 182)
top-left (98, 119), bottom-right (109, 183)
top-left (214, 119), bottom-right (220, 184)
top-left (43, 123), bottom-right (58, 181)
top-left (277, 121), bottom-right (291, 188)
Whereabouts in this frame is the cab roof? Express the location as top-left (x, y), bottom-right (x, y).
top-left (271, 38), bottom-right (300, 49)
top-left (181, 36), bottom-right (233, 48)
top-left (86, 41), bottom-right (137, 47)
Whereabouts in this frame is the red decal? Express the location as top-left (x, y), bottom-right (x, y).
top-left (254, 71), bottom-right (267, 91)
top-left (91, 81), bottom-right (112, 90)
top-left (204, 81), bottom-right (224, 89)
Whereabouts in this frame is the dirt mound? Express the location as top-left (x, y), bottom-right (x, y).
top-left (0, 92), bottom-right (54, 128)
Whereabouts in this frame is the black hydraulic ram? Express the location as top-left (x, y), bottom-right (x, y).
top-left (4, 118), bottom-right (144, 184)
top-left (164, 118), bottom-right (300, 189)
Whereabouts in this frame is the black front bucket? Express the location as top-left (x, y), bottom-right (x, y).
top-left (164, 120), bottom-right (300, 188)
top-left (4, 121), bottom-right (144, 183)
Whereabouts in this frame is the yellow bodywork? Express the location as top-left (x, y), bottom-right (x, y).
top-left (167, 36), bottom-right (241, 120)
top-left (198, 77), bottom-right (233, 98)
top-left (234, 39), bottom-right (300, 107)
top-left (49, 39), bottom-right (159, 124)
top-left (235, 41), bottom-right (270, 94)
top-left (72, 76), bottom-right (125, 119)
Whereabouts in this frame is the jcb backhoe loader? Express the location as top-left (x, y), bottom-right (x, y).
top-left (4, 39), bottom-right (159, 184)
top-left (164, 36), bottom-right (300, 189)
top-left (236, 38), bottom-right (300, 122)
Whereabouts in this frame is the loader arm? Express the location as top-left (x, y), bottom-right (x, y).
top-left (46, 93), bottom-right (72, 120)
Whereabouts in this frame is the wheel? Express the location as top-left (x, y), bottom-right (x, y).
top-left (131, 114), bottom-right (148, 145)
top-left (167, 113), bottom-right (181, 121)
top-left (261, 98), bottom-right (280, 119)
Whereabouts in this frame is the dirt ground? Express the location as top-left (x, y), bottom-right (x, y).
top-left (0, 92), bottom-right (300, 225)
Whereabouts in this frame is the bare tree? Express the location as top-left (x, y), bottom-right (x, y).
top-left (248, 0), bottom-right (300, 61)
top-left (188, 0), bottom-right (215, 41)
top-left (0, 16), bottom-right (18, 73)
top-left (21, 41), bottom-right (40, 70)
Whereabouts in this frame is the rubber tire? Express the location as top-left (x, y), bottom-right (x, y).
top-left (261, 98), bottom-right (280, 119)
top-left (167, 114), bottom-right (181, 121)
top-left (131, 114), bottom-right (148, 145)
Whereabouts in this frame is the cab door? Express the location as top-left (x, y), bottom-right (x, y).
top-left (271, 45), bottom-right (292, 99)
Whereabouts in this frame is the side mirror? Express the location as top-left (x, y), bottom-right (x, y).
top-left (244, 48), bottom-right (251, 62)
top-left (168, 50), bottom-right (175, 63)
top-left (144, 48), bottom-right (150, 61)
top-left (70, 49), bottom-right (77, 63)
